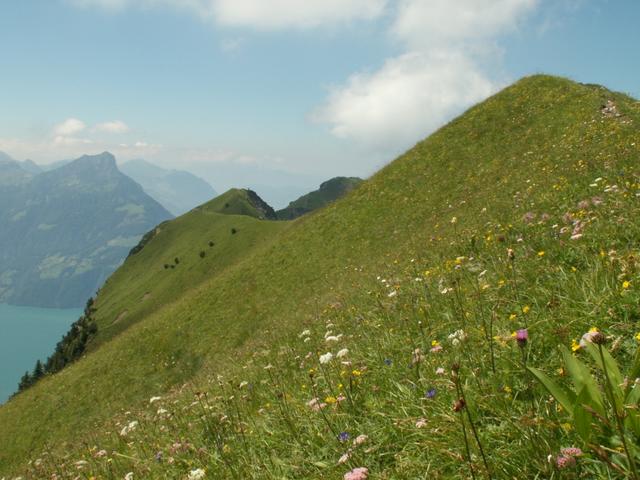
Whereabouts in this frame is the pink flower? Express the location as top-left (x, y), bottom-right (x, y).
top-left (344, 467), bottom-right (369, 480)
top-left (306, 398), bottom-right (327, 411)
top-left (556, 455), bottom-right (576, 469)
top-left (430, 345), bottom-right (443, 353)
top-left (561, 447), bottom-right (583, 457)
top-left (515, 329), bottom-right (528, 347)
top-left (415, 418), bottom-right (427, 428)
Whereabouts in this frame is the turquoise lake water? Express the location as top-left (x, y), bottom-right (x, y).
top-left (0, 303), bottom-right (82, 404)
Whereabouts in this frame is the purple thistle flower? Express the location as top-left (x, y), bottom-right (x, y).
top-left (338, 431), bottom-right (350, 442)
top-left (516, 329), bottom-right (528, 347)
top-left (384, 358), bottom-right (392, 366)
top-left (425, 388), bottom-right (437, 399)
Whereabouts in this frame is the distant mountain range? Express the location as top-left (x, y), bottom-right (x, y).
top-left (0, 152), bottom-right (172, 308)
top-left (120, 159), bottom-right (217, 216)
top-left (0, 151), bottom-right (359, 308)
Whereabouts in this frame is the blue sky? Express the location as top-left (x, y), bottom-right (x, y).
top-left (0, 0), bottom-right (638, 200)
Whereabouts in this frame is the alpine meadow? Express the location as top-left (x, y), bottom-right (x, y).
top-left (1, 75), bottom-right (640, 479)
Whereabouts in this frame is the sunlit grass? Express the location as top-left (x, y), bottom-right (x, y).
top-left (2, 75), bottom-right (640, 478)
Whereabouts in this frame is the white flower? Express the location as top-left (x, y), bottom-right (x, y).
top-left (149, 396), bottom-right (162, 404)
top-left (338, 452), bottom-right (351, 464)
top-left (124, 473), bottom-right (134, 480)
top-left (299, 329), bottom-right (311, 338)
top-left (239, 381), bottom-right (248, 389)
top-left (325, 335), bottom-right (343, 343)
top-left (353, 434), bottom-right (368, 446)
top-left (188, 468), bottom-right (206, 480)
top-left (435, 367), bottom-right (445, 375)
top-left (119, 420), bottom-right (139, 437)
top-left (415, 418), bottom-right (427, 428)
top-left (387, 290), bottom-right (398, 298)
top-left (336, 348), bottom-right (349, 358)
top-left (448, 329), bottom-right (467, 346)
top-left (157, 408), bottom-right (168, 415)
top-left (319, 352), bottom-right (334, 364)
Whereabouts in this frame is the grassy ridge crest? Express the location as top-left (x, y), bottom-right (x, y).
top-left (2, 75), bottom-right (640, 477)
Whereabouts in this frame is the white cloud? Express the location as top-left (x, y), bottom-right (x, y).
top-left (67, 0), bottom-right (387, 29)
top-left (211, 0), bottom-right (386, 29)
top-left (315, 0), bottom-right (539, 152)
top-left (391, 0), bottom-right (538, 49)
top-left (94, 120), bottom-right (130, 134)
top-left (53, 135), bottom-right (93, 146)
top-left (314, 51), bottom-right (495, 150)
top-left (53, 118), bottom-right (86, 136)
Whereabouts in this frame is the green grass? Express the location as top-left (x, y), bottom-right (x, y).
top-left (276, 176), bottom-right (363, 220)
top-left (2, 75), bottom-right (640, 478)
top-left (92, 191), bottom-right (287, 345)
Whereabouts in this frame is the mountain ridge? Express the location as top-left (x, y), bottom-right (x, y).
top-left (0, 152), bottom-right (172, 308)
top-left (1, 75), bottom-right (640, 478)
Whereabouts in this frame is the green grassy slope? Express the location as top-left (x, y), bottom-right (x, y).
top-left (91, 189), bottom-right (287, 345)
top-left (276, 176), bottom-right (363, 220)
top-left (199, 188), bottom-right (277, 219)
top-left (2, 75), bottom-right (640, 478)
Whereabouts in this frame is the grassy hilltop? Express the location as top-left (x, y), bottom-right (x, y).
top-left (1, 75), bottom-right (640, 478)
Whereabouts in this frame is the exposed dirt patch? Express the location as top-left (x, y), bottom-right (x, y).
top-left (142, 292), bottom-right (152, 301)
top-left (114, 310), bottom-right (128, 323)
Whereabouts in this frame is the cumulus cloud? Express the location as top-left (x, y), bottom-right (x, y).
top-left (67, 0), bottom-right (386, 28)
top-left (391, 0), bottom-right (538, 49)
top-left (315, 0), bottom-right (539, 152)
top-left (94, 120), bottom-right (130, 134)
top-left (314, 51), bottom-right (494, 150)
top-left (65, 0), bottom-right (541, 155)
top-left (53, 118), bottom-right (87, 136)
top-left (211, 0), bottom-right (386, 29)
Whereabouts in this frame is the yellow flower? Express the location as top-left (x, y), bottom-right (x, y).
top-left (451, 216), bottom-right (458, 224)
top-left (522, 305), bottom-right (531, 314)
top-left (635, 332), bottom-right (640, 342)
top-left (561, 422), bottom-right (573, 432)
top-left (509, 313), bottom-right (517, 321)
top-left (503, 386), bottom-right (512, 394)
top-left (223, 444), bottom-right (231, 454)
top-left (537, 251), bottom-right (545, 257)
top-left (571, 339), bottom-right (580, 352)
top-left (589, 326), bottom-right (599, 333)
top-left (622, 280), bottom-right (631, 289)
top-left (431, 340), bottom-right (440, 347)
top-left (454, 256), bottom-right (465, 265)
top-left (351, 369), bottom-right (362, 377)
top-left (571, 266), bottom-right (577, 272)
top-left (325, 396), bottom-right (337, 404)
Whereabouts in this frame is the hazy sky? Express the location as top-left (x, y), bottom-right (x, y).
top-left (0, 0), bottom-right (638, 193)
